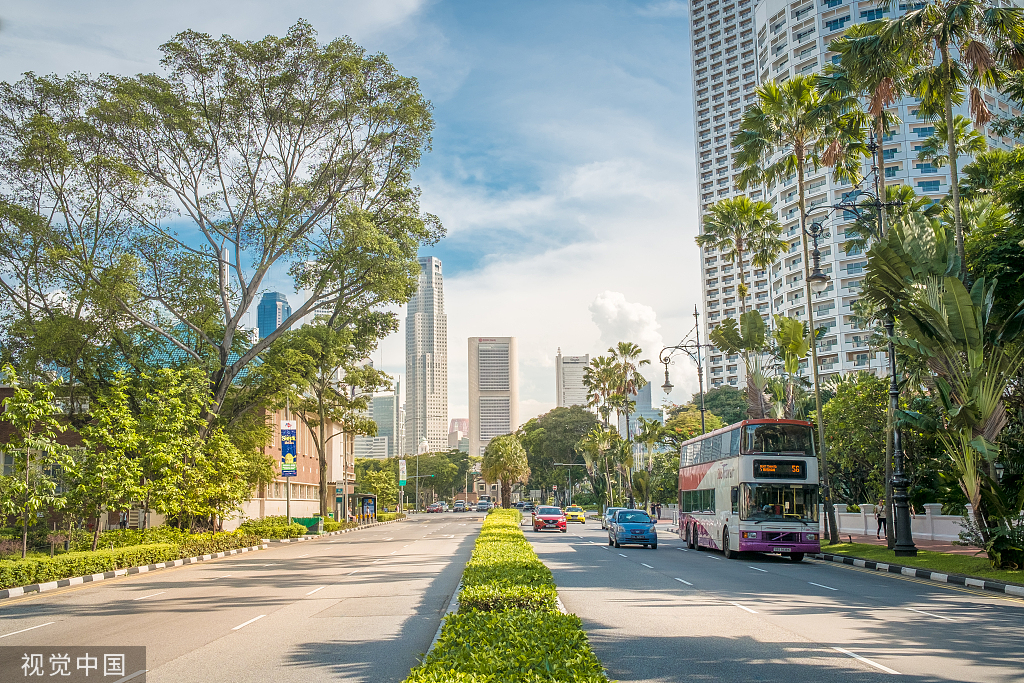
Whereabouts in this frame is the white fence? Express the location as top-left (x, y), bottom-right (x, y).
top-left (831, 503), bottom-right (967, 542)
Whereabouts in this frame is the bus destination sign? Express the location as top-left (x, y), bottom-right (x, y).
top-left (753, 460), bottom-right (806, 480)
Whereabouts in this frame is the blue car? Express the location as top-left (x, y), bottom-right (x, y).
top-left (608, 509), bottom-right (658, 549)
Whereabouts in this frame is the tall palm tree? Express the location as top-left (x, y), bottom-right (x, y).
top-left (696, 196), bottom-right (786, 315)
top-left (583, 355), bottom-right (618, 426)
top-left (917, 114), bottom-right (988, 168)
top-left (882, 0), bottom-right (1024, 279)
top-left (609, 341), bottom-right (650, 451)
top-left (734, 74), bottom-right (864, 543)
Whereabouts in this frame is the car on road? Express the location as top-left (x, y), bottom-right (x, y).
top-left (532, 505), bottom-right (567, 533)
top-left (565, 506), bottom-right (586, 524)
top-left (608, 509), bottom-right (657, 549)
top-left (426, 503), bottom-right (442, 513)
top-left (473, 501), bottom-right (493, 512)
top-left (601, 507), bottom-right (627, 530)
top-left (453, 501), bottom-right (466, 512)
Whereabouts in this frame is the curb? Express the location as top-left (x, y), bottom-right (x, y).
top-left (425, 581), bottom-right (462, 659)
top-left (816, 552), bottom-right (1024, 597)
top-left (0, 517), bottom-right (409, 601)
top-left (0, 543), bottom-right (268, 600)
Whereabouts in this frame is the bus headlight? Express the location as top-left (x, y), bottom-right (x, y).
top-left (805, 533), bottom-right (818, 541)
top-left (741, 531), bottom-right (758, 539)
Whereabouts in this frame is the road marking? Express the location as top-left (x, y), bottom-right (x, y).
top-left (809, 582), bottom-right (838, 591)
top-left (641, 563), bottom-right (654, 568)
top-left (348, 569), bottom-right (359, 575)
top-left (210, 574), bottom-right (231, 579)
top-left (729, 602), bottom-right (757, 614)
top-left (132, 591), bottom-right (166, 601)
top-left (390, 551), bottom-right (398, 555)
top-left (262, 564), bottom-right (277, 567)
top-left (231, 615), bottom-right (266, 631)
top-left (372, 559), bottom-right (382, 563)
top-left (298, 553), bottom-right (309, 558)
top-left (306, 586), bottom-right (326, 596)
top-left (749, 566), bottom-right (768, 572)
top-left (383, 537), bottom-right (393, 540)
top-left (832, 647), bottom-right (900, 675)
top-left (618, 553), bottom-right (628, 557)
top-left (906, 607), bottom-right (955, 621)
top-left (706, 555), bottom-right (722, 560)
top-left (0, 622), bottom-right (55, 639)
top-left (674, 578), bottom-right (693, 585)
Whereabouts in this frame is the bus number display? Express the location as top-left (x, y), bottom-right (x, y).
top-left (753, 460), bottom-right (806, 479)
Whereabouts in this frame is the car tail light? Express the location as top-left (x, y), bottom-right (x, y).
top-left (741, 531), bottom-right (758, 539)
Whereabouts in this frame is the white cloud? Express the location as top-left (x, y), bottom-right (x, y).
top-left (589, 291), bottom-right (663, 362)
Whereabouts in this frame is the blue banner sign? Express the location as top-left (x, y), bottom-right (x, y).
top-left (281, 420), bottom-right (297, 477)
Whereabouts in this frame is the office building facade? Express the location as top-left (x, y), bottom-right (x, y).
top-left (468, 337), bottom-right (519, 457)
top-left (405, 257), bottom-right (449, 454)
top-left (257, 292), bottom-right (292, 339)
top-left (690, 0), bottom-right (1023, 388)
top-left (555, 349), bottom-right (590, 408)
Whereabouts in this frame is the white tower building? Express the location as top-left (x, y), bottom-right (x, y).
top-left (468, 337), bottom-right (519, 457)
top-left (555, 349), bottom-right (590, 408)
top-left (405, 257), bottom-right (449, 454)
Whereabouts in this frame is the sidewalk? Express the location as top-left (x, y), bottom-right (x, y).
top-left (836, 531), bottom-right (985, 557)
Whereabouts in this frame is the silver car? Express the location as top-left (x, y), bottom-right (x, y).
top-left (601, 507), bottom-right (627, 530)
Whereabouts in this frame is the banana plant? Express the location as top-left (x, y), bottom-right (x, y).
top-left (863, 212), bottom-right (1024, 542)
top-left (710, 310), bottom-right (772, 419)
top-left (772, 315), bottom-right (812, 419)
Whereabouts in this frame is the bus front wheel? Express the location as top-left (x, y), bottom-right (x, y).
top-left (789, 552), bottom-right (804, 562)
top-left (723, 529), bottom-right (736, 559)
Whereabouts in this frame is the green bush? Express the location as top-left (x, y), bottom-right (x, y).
top-left (0, 544), bottom-right (179, 590)
top-left (323, 520), bottom-right (359, 532)
top-left (406, 509), bottom-right (608, 682)
top-left (237, 517), bottom-right (309, 539)
top-left (377, 513), bottom-right (406, 522)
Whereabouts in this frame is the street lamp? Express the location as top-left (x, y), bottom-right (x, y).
top-left (659, 304), bottom-right (709, 435)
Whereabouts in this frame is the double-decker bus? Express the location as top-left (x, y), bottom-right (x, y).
top-left (678, 419), bottom-right (821, 562)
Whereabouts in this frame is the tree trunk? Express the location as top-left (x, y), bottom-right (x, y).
top-left (21, 507), bottom-right (28, 559)
top-left (941, 52), bottom-right (966, 280)
top-left (91, 512), bottom-right (101, 552)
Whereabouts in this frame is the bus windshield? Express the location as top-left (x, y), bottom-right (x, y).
top-left (740, 483), bottom-right (819, 523)
top-left (745, 423), bottom-right (814, 454)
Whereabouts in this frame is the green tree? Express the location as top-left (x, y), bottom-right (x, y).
top-left (481, 434), bottom-right (530, 509)
top-left (696, 386), bottom-right (747, 425)
top-left (695, 196), bottom-right (785, 315)
top-left (823, 373), bottom-right (888, 507)
top-left (360, 470), bottom-right (399, 511)
top-left (883, 0), bottom-right (1024, 279)
top-left (0, 365), bottom-right (68, 557)
top-left (772, 315), bottom-right (812, 419)
top-left (660, 407), bottom-right (723, 454)
top-left (608, 341), bottom-right (649, 502)
top-left (917, 115), bottom-right (988, 169)
top-left (518, 406), bottom-right (599, 494)
top-left (709, 311), bottom-right (771, 419)
top-left (583, 355), bottom-right (618, 426)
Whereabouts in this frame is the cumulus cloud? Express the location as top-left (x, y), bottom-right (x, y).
top-left (589, 291), bottom-right (664, 363)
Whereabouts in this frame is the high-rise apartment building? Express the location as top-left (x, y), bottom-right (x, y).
top-left (555, 349), bottom-right (590, 408)
top-left (257, 292), bottom-right (291, 339)
top-left (468, 337), bottom-right (519, 457)
top-left (690, 0), bottom-right (1024, 389)
top-left (405, 257), bottom-right (448, 454)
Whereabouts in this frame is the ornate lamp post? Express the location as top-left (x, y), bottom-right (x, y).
top-left (659, 305), bottom-right (709, 435)
top-left (832, 132), bottom-right (916, 556)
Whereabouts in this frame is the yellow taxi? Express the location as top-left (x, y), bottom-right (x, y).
top-left (564, 505), bottom-right (586, 524)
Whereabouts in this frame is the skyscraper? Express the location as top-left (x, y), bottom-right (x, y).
top-left (617, 381), bottom-right (665, 438)
top-left (555, 349), bottom-right (590, 408)
top-left (405, 257), bottom-right (448, 454)
top-left (469, 337), bottom-right (519, 457)
top-left (257, 292), bottom-right (291, 339)
top-left (362, 379), bottom-right (402, 459)
top-left (689, 0), bottom-right (1024, 389)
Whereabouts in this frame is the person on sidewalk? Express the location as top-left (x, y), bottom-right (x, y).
top-left (875, 498), bottom-right (887, 539)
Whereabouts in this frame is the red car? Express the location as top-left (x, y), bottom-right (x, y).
top-left (532, 505), bottom-right (567, 533)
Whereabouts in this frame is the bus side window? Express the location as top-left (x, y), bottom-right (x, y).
top-left (730, 487), bottom-right (739, 514)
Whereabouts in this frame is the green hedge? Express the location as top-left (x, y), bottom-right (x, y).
top-left (377, 513), bottom-right (406, 522)
top-left (0, 544), bottom-right (179, 590)
top-left (237, 516), bottom-right (310, 539)
top-left (405, 509), bottom-right (608, 682)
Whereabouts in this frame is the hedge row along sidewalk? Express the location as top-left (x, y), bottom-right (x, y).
top-left (404, 509), bottom-right (610, 683)
top-left (0, 515), bottom-right (408, 599)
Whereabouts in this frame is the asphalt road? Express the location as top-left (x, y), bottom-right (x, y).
top-left (527, 516), bottom-right (1024, 682)
top-left (0, 514), bottom-right (479, 682)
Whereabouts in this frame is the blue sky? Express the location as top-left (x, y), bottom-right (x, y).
top-left (0, 0), bottom-right (704, 422)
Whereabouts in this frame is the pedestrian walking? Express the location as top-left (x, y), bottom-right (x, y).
top-left (656, 503), bottom-right (662, 520)
top-left (119, 511), bottom-right (128, 530)
top-left (875, 498), bottom-right (887, 539)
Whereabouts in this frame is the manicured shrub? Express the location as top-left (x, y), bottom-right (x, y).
top-left (237, 517), bottom-right (309, 539)
top-left (0, 544), bottom-right (179, 590)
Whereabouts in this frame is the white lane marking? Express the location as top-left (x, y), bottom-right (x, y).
top-left (749, 566), bottom-right (768, 572)
top-left (832, 647), bottom-right (901, 675)
top-left (705, 555), bottom-right (722, 560)
top-left (348, 569), bottom-right (359, 575)
top-left (383, 537), bottom-right (393, 540)
top-left (372, 559), bottom-right (382, 563)
top-left (809, 582), bottom-right (838, 591)
top-left (132, 591), bottom-right (166, 601)
top-left (306, 586), bottom-right (326, 596)
top-left (262, 564), bottom-right (277, 567)
top-left (618, 553), bottom-right (628, 557)
top-left (729, 602), bottom-right (757, 614)
top-left (390, 551), bottom-right (397, 555)
top-left (210, 574), bottom-right (231, 580)
top-left (677, 548), bottom-right (688, 552)
top-left (298, 553), bottom-right (309, 558)
top-left (674, 578), bottom-right (693, 586)
top-left (641, 563), bottom-right (654, 568)
top-left (0, 622), bottom-right (55, 639)
top-left (231, 615), bottom-right (266, 631)
top-left (906, 607), bottom-right (955, 622)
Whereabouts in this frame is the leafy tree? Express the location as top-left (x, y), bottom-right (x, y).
top-left (482, 434), bottom-right (530, 509)
top-left (709, 311), bottom-right (771, 418)
top-left (583, 355), bottom-right (618, 426)
top-left (882, 0), bottom-right (1024, 278)
top-left (579, 426), bottom-right (617, 508)
top-left (660, 407), bottom-right (723, 454)
top-left (772, 315), bottom-right (812, 419)
top-left (650, 451), bottom-right (680, 505)
top-left (695, 196), bottom-right (785, 315)
top-left (696, 386), bottom-right (747, 425)
top-left (823, 373), bottom-right (888, 507)
top-left (518, 406), bottom-right (599, 494)
top-left (359, 470), bottom-right (399, 511)
top-left (0, 365), bottom-right (67, 557)
top-left (917, 115), bottom-right (987, 169)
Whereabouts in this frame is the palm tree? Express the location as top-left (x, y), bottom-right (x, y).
top-left (818, 19), bottom-right (919, 239)
top-left (734, 74), bottom-right (863, 543)
top-left (610, 341), bottom-right (649, 507)
top-left (583, 355), bottom-right (618, 426)
top-left (695, 196), bottom-right (786, 315)
top-left (844, 184), bottom-right (942, 255)
top-left (917, 115), bottom-right (988, 169)
top-left (882, 0), bottom-right (1024, 279)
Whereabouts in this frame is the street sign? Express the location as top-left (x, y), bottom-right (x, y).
top-left (398, 459), bottom-right (407, 486)
top-left (530, 489), bottom-right (541, 500)
top-left (280, 420), bottom-right (297, 477)
top-left (552, 485), bottom-right (558, 491)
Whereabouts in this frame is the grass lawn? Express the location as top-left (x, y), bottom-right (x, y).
top-left (821, 541), bottom-right (1024, 585)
